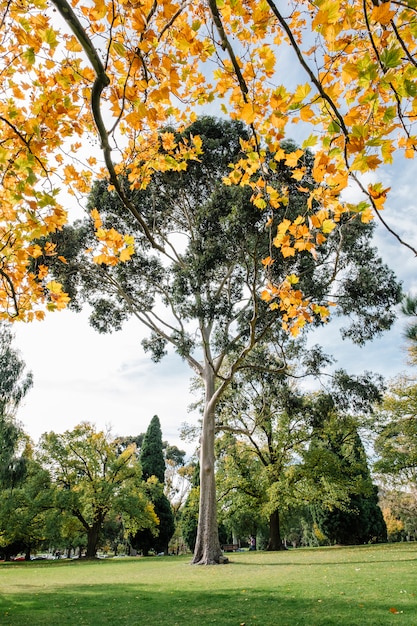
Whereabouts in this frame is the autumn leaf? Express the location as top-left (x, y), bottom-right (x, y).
top-left (371, 3), bottom-right (395, 25)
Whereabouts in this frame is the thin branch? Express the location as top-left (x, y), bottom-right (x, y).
top-left (266, 0), bottom-right (349, 140)
top-left (50, 0), bottom-right (167, 254)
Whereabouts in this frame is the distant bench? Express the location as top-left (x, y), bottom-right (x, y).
top-left (222, 544), bottom-right (239, 552)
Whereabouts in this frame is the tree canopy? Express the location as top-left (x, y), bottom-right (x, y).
top-left (0, 0), bottom-right (415, 323)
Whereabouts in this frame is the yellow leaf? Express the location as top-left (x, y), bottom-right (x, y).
top-left (90, 210), bottom-right (101, 229)
top-left (371, 3), bottom-right (395, 25)
top-left (322, 219), bottom-right (336, 234)
top-left (300, 106), bottom-right (315, 122)
top-left (261, 289), bottom-right (272, 302)
top-left (46, 280), bottom-right (64, 295)
top-left (285, 150), bottom-right (303, 167)
top-left (119, 248), bottom-right (133, 262)
top-left (240, 103), bottom-right (256, 125)
top-left (286, 274), bottom-right (299, 285)
top-left (281, 246), bottom-right (296, 257)
top-left (29, 244), bottom-right (43, 258)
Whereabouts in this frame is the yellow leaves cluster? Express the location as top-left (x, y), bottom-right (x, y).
top-left (273, 216), bottom-right (314, 257)
top-left (0, 0), bottom-right (414, 326)
top-left (90, 208), bottom-right (135, 265)
top-left (261, 275), bottom-right (331, 336)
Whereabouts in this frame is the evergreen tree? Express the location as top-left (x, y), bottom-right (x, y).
top-left (131, 416), bottom-right (175, 554)
top-left (310, 419), bottom-right (387, 545)
top-left (140, 415), bottom-right (166, 482)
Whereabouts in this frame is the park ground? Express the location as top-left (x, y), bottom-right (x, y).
top-left (1, 543), bottom-right (416, 625)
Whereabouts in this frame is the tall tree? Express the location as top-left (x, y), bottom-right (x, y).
top-left (39, 422), bottom-right (157, 557)
top-left (41, 117), bottom-right (400, 563)
top-left (140, 415), bottom-right (166, 483)
top-left (0, 322), bottom-right (33, 491)
top-left (131, 415), bottom-right (175, 555)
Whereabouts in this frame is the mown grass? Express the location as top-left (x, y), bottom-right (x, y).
top-left (1, 543), bottom-right (416, 625)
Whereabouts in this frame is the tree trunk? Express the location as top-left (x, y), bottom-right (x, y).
top-left (86, 521), bottom-right (101, 557)
top-left (192, 370), bottom-right (223, 565)
top-left (267, 509), bottom-right (285, 551)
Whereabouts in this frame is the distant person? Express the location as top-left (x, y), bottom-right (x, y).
top-left (249, 536), bottom-right (256, 551)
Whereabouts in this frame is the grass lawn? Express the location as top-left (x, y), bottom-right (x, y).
top-left (1, 543), bottom-right (416, 625)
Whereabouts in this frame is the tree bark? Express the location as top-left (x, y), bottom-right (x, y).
top-left (192, 370), bottom-right (223, 565)
top-left (266, 509), bottom-right (285, 551)
top-left (86, 521), bottom-right (102, 557)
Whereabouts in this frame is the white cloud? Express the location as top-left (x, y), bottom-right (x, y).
top-left (13, 310), bottom-right (195, 454)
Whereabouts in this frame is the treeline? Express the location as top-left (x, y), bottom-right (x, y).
top-left (2, 321), bottom-right (417, 562)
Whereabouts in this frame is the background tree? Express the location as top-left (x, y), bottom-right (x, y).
top-left (216, 367), bottom-right (312, 551)
top-left (140, 415), bottom-right (166, 483)
top-left (215, 355), bottom-right (387, 550)
top-left (42, 117), bottom-right (400, 563)
top-left (379, 488), bottom-right (417, 543)
top-left (399, 295), bottom-right (417, 364)
top-left (179, 462), bottom-right (200, 553)
top-left (0, 454), bottom-right (53, 561)
top-left (0, 323), bottom-right (33, 490)
top-left (309, 419), bottom-right (387, 545)
top-left (374, 375), bottom-right (417, 488)
top-left (39, 422), bottom-right (157, 557)
top-left (0, 323), bottom-right (36, 560)
top-left (130, 415), bottom-right (175, 555)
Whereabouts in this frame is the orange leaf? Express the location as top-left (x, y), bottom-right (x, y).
top-left (371, 3), bottom-right (395, 25)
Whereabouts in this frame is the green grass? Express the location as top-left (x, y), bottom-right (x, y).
top-left (1, 543), bottom-right (417, 625)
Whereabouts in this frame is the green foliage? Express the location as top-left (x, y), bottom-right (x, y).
top-left (374, 376), bottom-right (417, 485)
top-left (131, 416), bottom-right (175, 554)
top-left (0, 323), bottom-right (33, 491)
top-left (179, 486), bottom-right (200, 551)
top-left (379, 488), bottom-right (417, 542)
top-left (140, 415), bottom-right (166, 483)
top-left (0, 459), bottom-right (53, 560)
top-left (0, 322), bottom-right (33, 419)
top-left (38, 422), bottom-right (157, 557)
top-left (310, 420), bottom-right (387, 545)
top-left (131, 487), bottom-right (175, 555)
top-left (215, 359), bottom-right (386, 550)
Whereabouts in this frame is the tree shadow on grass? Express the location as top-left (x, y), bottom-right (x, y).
top-left (1, 583), bottom-right (416, 626)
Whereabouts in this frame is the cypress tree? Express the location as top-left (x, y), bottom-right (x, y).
top-left (131, 415), bottom-right (175, 554)
top-left (140, 415), bottom-right (166, 482)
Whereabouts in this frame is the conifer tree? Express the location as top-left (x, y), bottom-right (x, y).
top-left (131, 415), bottom-right (175, 555)
top-left (140, 415), bottom-right (166, 483)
